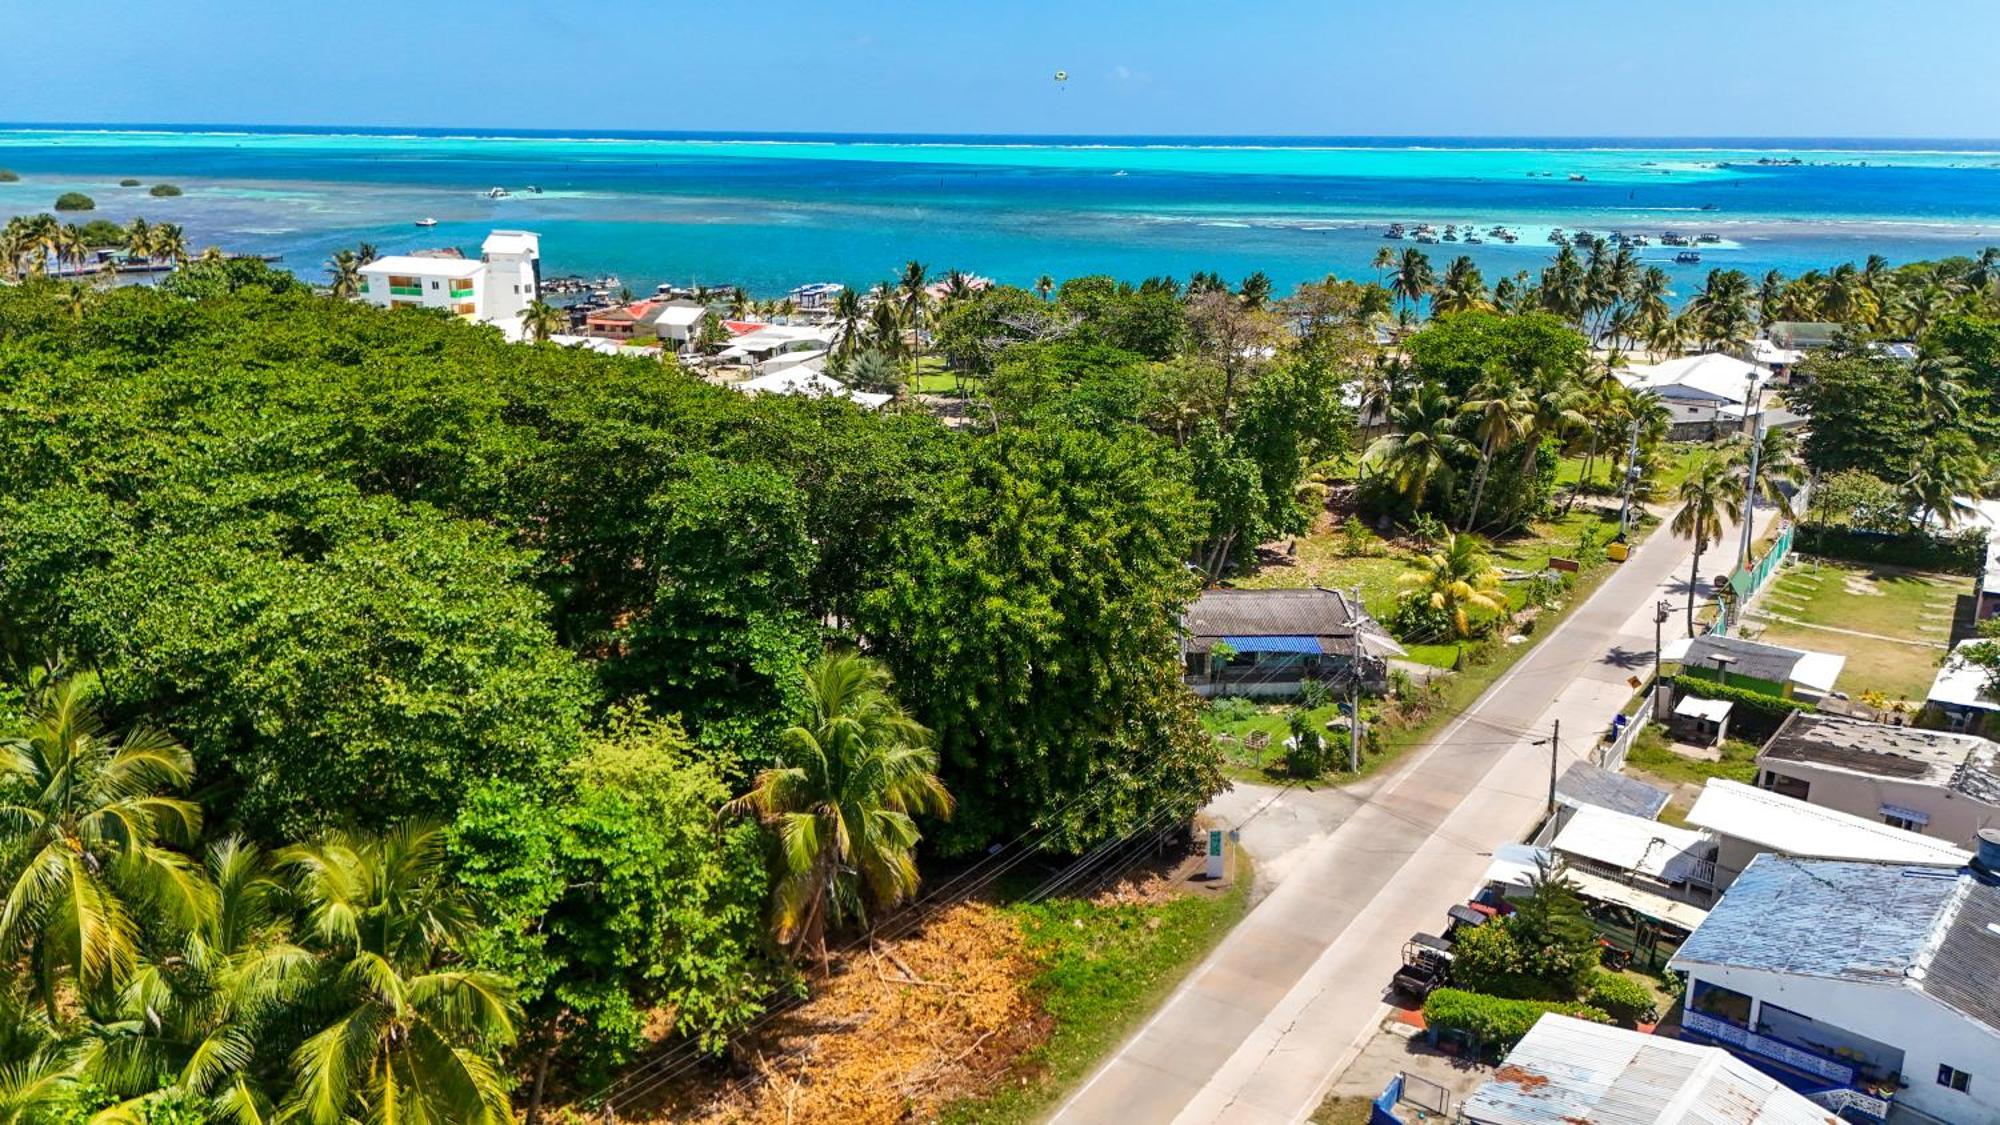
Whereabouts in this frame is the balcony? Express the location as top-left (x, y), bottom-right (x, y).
top-left (449, 286), bottom-right (475, 299)
top-left (389, 285), bottom-right (423, 297)
top-left (1680, 1010), bottom-right (1892, 1121)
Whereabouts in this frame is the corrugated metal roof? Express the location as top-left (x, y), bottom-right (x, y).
top-left (1462, 1014), bottom-right (1836, 1124)
top-left (1552, 805), bottom-right (1715, 883)
top-left (1759, 712), bottom-right (2000, 801)
top-left (1685, 780), bottom-right (1971, 866)
top-left (1915, 874), bottom-right (2000, 1035)
top-left (1558, 761), bottom-right (1672, 820)
top-left (1672, 854), bottom-right (1959, 983)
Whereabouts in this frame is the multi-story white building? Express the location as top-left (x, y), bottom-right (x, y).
top-left (1671, 850), bottom-right (2000, 1124)
top-left (357, 230), bottom-right (540, 340)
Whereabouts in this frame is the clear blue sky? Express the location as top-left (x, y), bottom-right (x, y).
top-left (4, 0), bottom-right (1995, 138)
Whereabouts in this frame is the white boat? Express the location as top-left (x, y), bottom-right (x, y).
top-left (486, 187), bottom-right (510, 199)
top-left (414, 217), bottom-right (438, 228)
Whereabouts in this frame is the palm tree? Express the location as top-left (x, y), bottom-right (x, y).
top-left (83, 837), bottom-right (310, 1121)
top-left (1459, 375), bottom-right (1535, 531)
top-left (151, 223), bottom-right (190, 268)
top-left (1433, 256), bottom-right (1490, 315)
top-left (832, 286), bottom-right (867, 361)
top-left (1684, 269), bottom-right (1755, 351)
top-left (1911, 347), bottom-right (1970, 429)
top-left (1390, 248), bottom-right (1436, 322)
top-left (726, 651), bottom-right (952, 972)
top-left (0, 672), bottom-right (211, 1017)
top-left (897, 260), bottom-right (931, 385)
top-left (1728, 425), bottom-right (1807, 559)
top-left (1398, 532), bottom-right (1505, 660)
top-left (1902, 433), bottom-right (1985, 530)
top-left (1371, 245), bottom-right (1395, 288)
top-left (326, 249), bottom-right (362, 299)
top-left (125, 216), bottom-right (153, 267)
top-left (517, 300), bottom-right (567, 343)
top-left (1035, 273), bottom-right (1055, 302)
top-left (278, 824), bottom-right (519, 1125)
top-left (1238, 271), bottom-right (1273, 310)
top-left (1363, 384), bottom-right (1474, 515)
top-left (1670, 450), bottom-right (1745, 635)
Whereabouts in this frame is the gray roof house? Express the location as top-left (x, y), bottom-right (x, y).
top-left (1755, 711), bottom-right (2000, 848)
top-left (1670, 849), bottom-right (2000, 1123)
top-left (1179, 587), bottom-right (1402, 698)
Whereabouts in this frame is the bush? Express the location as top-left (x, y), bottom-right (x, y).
top-left (1668, 675), bottom-right (1813, 741)
top-left (54, 191), bottom-right (95, 211)
top-left (1208, 696), bottom-right (1258, 724)
top-left (1796, 524), bottom-right (1985, 574)
top-left (119, 177), bottom-right (142, 187)
top-left (149, 183), bottom-right (184, 197)
top-left (1448, 923), bottom-right (1570, 1001)
top-left (1283, 709), bottom-right (1326, 778)
top-left (1586, 971), bottom-right (1658, 1026)
top-left (1421, 989), bottom-right (1610, 1049)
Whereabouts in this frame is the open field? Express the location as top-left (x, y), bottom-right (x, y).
top-left (1745, 557), bottom-right (1968, 702)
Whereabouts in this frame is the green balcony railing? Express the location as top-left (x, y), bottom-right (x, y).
top-left (389, 285), bottom-right (423, 297)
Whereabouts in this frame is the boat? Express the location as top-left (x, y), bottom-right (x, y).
top-left (1415, 232), bottom-right (1440, 244)
top-left (486, 187), bottom-right (510, 199)
top-left (526, 185), bottom-right (543, 194)
top-left (1384, 223), bottom-right (1406, 239)
top-left (1675, 251), bottom-right (1702, 264)
top-left (1463, 233), bottom-right (1483, 244)
top-left (414, 217), bottom-right (437, 228)
top-left (1568, 173), bottom-right (1588, 181)
top-left (1696, 233), bottom-right (1722, 245)
top-left (1700, 203), bottom-right (1720, 211)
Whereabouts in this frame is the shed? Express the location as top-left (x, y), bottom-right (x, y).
top-left (1672, 694), bottom-right (1732, 746)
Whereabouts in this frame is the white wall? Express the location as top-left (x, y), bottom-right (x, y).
top-left (1757, 759), bottom-right (2000, 850)
top-left (1681, 963), bottom-right (2000, 1122)
top-left (358, 264), bottom-right (485, 321)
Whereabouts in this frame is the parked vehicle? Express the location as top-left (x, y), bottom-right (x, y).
top-left (1392, 932), bottom-right (1455, 1000)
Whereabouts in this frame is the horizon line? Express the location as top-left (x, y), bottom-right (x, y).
top-left (6, 120), bottom-right (2000, 146)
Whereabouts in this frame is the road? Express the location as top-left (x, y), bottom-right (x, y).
top-left (1049, 511), bottom-right (1762, 1125)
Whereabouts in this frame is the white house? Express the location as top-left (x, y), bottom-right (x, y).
top-left (1548, 803), bottom-right (1719, 903)
top-left (1927, 640), bottom-right (2000, 737)
top-left (1618, 352), bottom-right (1768, 409)
top-left (1671, 850), bottom-right (2000, 1123)
top-left (1755, 711), bottom-right (2000, 849)
top-left (357, 230), bottom-right (540, 340)
top-left (640, 301), bottom-right (709, 353)
top-left (1685, 778), bottom-right (1969, 890)
top-left (1462, 1013), bottom-right (1836, 1124)
top-left (732, 366), bottom-right (891, 410)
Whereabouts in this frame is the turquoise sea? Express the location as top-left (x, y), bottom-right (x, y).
top-left (4, 125), bottom-right (2000, 298)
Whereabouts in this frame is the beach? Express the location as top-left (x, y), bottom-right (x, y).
top-left (4, 127), bottom-right (1999, 296)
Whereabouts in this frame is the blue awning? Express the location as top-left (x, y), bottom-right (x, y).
top-left (1220, 635), bottom-right (1322, 655)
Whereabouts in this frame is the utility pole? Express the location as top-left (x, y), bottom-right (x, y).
top-left (1614, 419), bottom-right (1642, 534)
top-left (1348, 670), bottom-right (1362, 773)
top-left (1737, 377), bottom-right (1766, 568)
top-left (1547, 718), bottom-right (1561, 816)
top-left (1654, 599), bottom-right (1672, 688)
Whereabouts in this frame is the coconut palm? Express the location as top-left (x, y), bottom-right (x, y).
top-left (1538, 245), bottom-right (1588, 326)
top-left (1684, 269), bottom-right (1755, 351)
top-left (726, 651), bottom-right (952, 972)
top-left (1730, 425), bottom-right (1807, 536)
top-left (897, 260), bottom-right (931, 383)
top-left (326, 249), bottom-right (362, 299)
top-left (1433, 256), bottom-right (1491, 315)
top-left (1911, 347), bottom-right (1971, 429)
top-left (1390, 248), bottom-right (1435, 322)
top-left (1398, 532), bottom-right (1505, 656)
top-left (517, 300), bottom-right (567, 343)
top-left (1670, 449), bottom-right (1745, 635)
top-left (1821, 262), bottom-right (1880, 328)
top-left (277, 823), bottom-right (518, 1125)
top-left (1459, 375), bottom-right (1535, 531)
top-left (149, 223), bottom-right (189, 268)
top-left (124, 217), bottom-right (153, 267)
top-left (1364, 384), bottom-right (1474, 515)
top-left (832, 286), bottom-right (866, 361)
top-left (1902, 433), bottom-right (1986, 530)
top-left (1371, 245), bottom-right (1395, 288)
top-left (0, 672), bottom-right (211, 1018)
top-left (1238, 271), bottom-right (1273, 310)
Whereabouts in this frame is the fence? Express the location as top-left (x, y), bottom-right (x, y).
top-left (1369, 1072), bottom-right (1449, 1124)
top-left (1708, 521), bottom-right (1794, 639)
top-left (1597, 691), bottom-right (1655, 771)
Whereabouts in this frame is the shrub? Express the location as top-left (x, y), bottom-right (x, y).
top-left (1796, 524), bottom-right (1985, 574)
top-left (119, 177), bottom-right (142, 187)
top-left (1448, 923), bottom-right (1570, 1001)
top-left (1298, 677), bottom-right (1333, 711)
top-left (149, 183), bottom-right (184, 197)
top-left (1340, 514), bottom-right (1377, 557)
top-left (1586, 971), bottom-right (1658, 1026)
top-left (54, 191), bottom-right (95, 211)
top-left (1283, 709), bottom-right (1326, 778)
top-left (1421, 989), bottom-right (1610, 1049)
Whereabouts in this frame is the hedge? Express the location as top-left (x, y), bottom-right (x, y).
top-left (1421, 989), bottom-right (1610, 1049)
top-left (1667, 675), bottom-right (1812, 742)
top-left (1797, 524), bottom-right (1986, 575)
top-left (1586, 971), bottom-right (1657, 1026)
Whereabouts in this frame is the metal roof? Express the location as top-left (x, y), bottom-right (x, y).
top-left (1180, 587), bottom-right (1395, 658)
top-left (1665, 634), bottom-right (1844, 694)
top-left (1921, 872), bottom-right (2000, 1034)
top-left (1552, 805), bottom-right (1715, 884)
top-left (1558, 761), bottom-right (1672, 820)
top-left (359, 254), bottom-right (485, 279)
top-left (1684, 780), bottom-right (1972, 866)
top-left (1673, 854), bottom-right (1959, 982)
top-left (1462, 1014), bottom-right (1835, 1124)
top-left (1759, 712), bottom-right (2000, 802)
top-left (1928, 640), bottom-right (2000, 713)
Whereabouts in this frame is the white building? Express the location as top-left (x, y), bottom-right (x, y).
top-left (1462, 1013), bottom-right (1835, 1124)
top-left (357, 230), bottom-right (540, 340)
top-left (1755, 712), bottom-right (2000, 849)
top-left (1685, 778), bottom-right (1969, 890)
top-left (1671, 851), bottom-right (2000, 1124)
top-left (733, 366), bottom-right (891, 410)
top-left (1548, 803), bottom-right (1719, 903)
top-left (1927, 640), bottom-right (2000, 737)
top-left (1617, 352), bottom-right (1769, 409)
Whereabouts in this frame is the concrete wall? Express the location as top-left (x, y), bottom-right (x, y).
top-left (1678, 963), bottom-right (2000, 1123)
top-left (1754, 758), bottom-right (2000, 851)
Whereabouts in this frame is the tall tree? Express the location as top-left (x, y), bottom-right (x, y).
top-left (1670, 449), bottom-right (1745, 635)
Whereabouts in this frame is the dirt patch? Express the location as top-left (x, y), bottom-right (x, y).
top-left (1841, 575), bottom-right (1883, 597)
top-left (628, 904), bottom-right (1047, 1124)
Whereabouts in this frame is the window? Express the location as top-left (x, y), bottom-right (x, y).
top-left (430, 280), bottom-right (440, 290)
top-left (1884, 812), bottom-right (1925, 832)
top-left (1938, 1065), bottom-right (1971, 1093)
top-left (1689, 979), bottom-right (1753, 1026)
top-left (453, 303), bottom-right (476, 316)
top-left (1761, 771), bottom-right (1810, 801)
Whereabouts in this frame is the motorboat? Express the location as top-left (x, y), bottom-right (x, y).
top-left (487, 187), bottom-right (510, 199)
top-left (414, 217), bottom-right (437, 228)
top-left (1675, 251), bottom-right (1702, 264)
top-left (1568, 172), bottom-right (1588, 181)
top-left (1384, 222), bottom-right (1406, 239)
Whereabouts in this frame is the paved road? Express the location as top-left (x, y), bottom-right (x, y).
top-left (1050, 512), bottom-right (1759, 1125)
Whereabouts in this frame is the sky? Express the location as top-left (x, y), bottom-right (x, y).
top-left (4, 0), bottom-right (1997, 139)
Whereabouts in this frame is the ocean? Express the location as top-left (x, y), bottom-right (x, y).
top-left (4, 125), bottom-right (2000, 299)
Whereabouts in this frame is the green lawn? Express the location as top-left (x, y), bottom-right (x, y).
top-left (1746, 557), bottom-right (1968, 702)
top-left (1623, 723), bottom-right (1758, 787)
top-left (939, 858), bottom-right (1252, 1124)
top-left (1203, 701), bottom-right (1347, 782)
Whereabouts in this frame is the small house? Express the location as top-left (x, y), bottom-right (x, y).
top-left (1179, 587), bottom-right (1401, 698)
top-left (1683, 778), bottom-right (1969, 890)
top-left (1663, 634), bottom-right (1845, 702)
top-left (1926, 640), bottom-right (2000, 736)
top-left (1755, 711), bottom-right (2000, 848)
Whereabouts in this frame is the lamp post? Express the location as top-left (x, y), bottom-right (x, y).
top-left (1737, 370), bottom-right (1766, 567)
